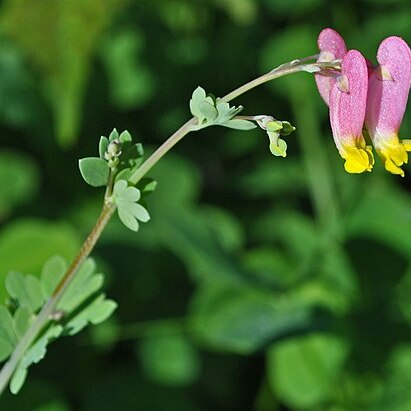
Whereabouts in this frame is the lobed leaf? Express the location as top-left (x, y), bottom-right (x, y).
top-left (66, 295), bottom-right (117, 336)
top-left (1, 255), bottom-right (116, 394)
top-left (113, 180), bottom-right (150, 232)
top-left (0, 306), bottom-right (17, 361)
top-left (13, 307), bottom-right (31, 339)
top-left (10, 325), bottom-right (63, 394)
top-left (57, 259), bottom-right (103, 313)
top-left (40, 255), bottom-right (67, 298)
top-left (5, 272), bottom-right (44, 313)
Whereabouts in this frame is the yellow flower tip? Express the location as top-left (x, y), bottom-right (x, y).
top-left (383, 155), bottom-right (405, 177)
top-left (342, 145), bottom-right (374, 174)
top-left (377, 139), bottom-right (411, 176)
top-left (402, 139), bottom-right (411, 152)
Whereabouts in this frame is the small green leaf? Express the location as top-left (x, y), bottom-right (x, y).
top-left (118, 202), bottom-right (150, 231)
top-left (9, 367), bottom-right (27, 395)
top-left (189, 86), bottom-right (217, 125)
top-left (198, 100), bottom-right (218, 121)
top-left (40, 255), bottom-right (67, 298)
top-left (117, 207), bottom-right (139, 231)
top-left (222, 119), bottom-right (257, 130)
top-left (215, 100), bottom-right (243, 123)
top-left (78, 157), bottom-right (109, 187)
top-left (5, 272), bottom-right (44, 313)
top-left (57, 259), bottom-right (103, 313)
top-left (138, 178), bottom-right (157, 195)
top-left (13, 306), bottom-right (31, 338)
top-left (66, 295), bottom-right (117, 335)
top-left (22, 325), bottom-right (63, 369)
top-left (0, 305), bottom-right (17, 361)
top-left (115, 181), bottom-right (141, 202)
top-left (119, 130), bottom-right (132, 143)
top-left (108, 128), bottom-right (119, 142)
top-left (10, 325), bottom-right (63, 394)
top-left (99, 136), bottom-right (109, 159)
top-left (113, 180), bottom-right (150, 232)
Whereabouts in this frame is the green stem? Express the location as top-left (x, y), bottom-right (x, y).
top-left (0, 54), bottom-right (331, 395)
top-left (129, 56), bottom-right (328, 185)
top-left (0, 202), bottom-right (116, 395)
top-left (221, 55), bottom-right (319, 102)
top-left (129, 118), bottom-right (197, 185)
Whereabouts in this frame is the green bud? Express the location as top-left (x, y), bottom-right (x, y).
top-left (266, 120), bottom-right (283, 133)
top-left (280, 121), bottom-right (296, 136)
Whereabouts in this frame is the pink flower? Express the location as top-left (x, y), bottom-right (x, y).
top-left (315, 28), bottom-right (347, 105)
top-left (328, 50), bottom-right (374, 173)
top-left (365, 36), bottom-right (411, 176)
top-left (315, 28), bottom-right (411, 175)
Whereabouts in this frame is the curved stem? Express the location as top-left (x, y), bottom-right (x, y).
top-left (0, 54), bottom-right (330, 395)
top-left (129, 118), bottom-right (197, 185)
top-left (0, 202), bottom-right (116, 395)
top-left (129, 56), bottom-right (325, 185)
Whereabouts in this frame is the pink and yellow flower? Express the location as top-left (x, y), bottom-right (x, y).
top-left (315, 28), bottom-right (347, 105)
top-left (328, 50), bottom-right (374, 173)
top-left (365, 36), bottom-right (411, 177)
top-left (315, 29), bottom-right (411, 175)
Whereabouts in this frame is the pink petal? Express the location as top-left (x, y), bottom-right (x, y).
top-left (329, 50), bottom-right (368, 145)
top-left (365, 36), bottom-right (411, 176)
top-left (315, 28), bottom-right (347, 105)
top-left (366, 36), bottom-right (411, 135)
top-left (329, 50), bottom-right (373, 173)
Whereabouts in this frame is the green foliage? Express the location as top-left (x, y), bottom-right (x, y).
top-left (0, 151), bottom-right (40, 220)
top-left (78, 129), bottom-right (153, 231)
top-left (0, 220), bottom-right (80, 303)
top-left (112, 180), bottom-right (150, 232)
top-left (0, 306), bottom-right (16, 361)
top-left (6, 272), bottom-right (43, 312)
top-left (138, 328), bottom-right (201, 386)
top-left (0, 0), bottom-right (129, 147)
top-left (0, 255), bottom-right (116, 394)
top-left (2, 0), bottom-right (411, 409)
top-left (79, 157), bottom-right (109, 187)
top-left (190, 284), bottom-right (311, 354)
top-left (0, 42), bottom-right (37, 127)
top-left (189, 86), bottom-right (255, 130)
top-left (267, 333), bottom-right (349, 408)
top-left (66, 295), bottom-right (116, 336)
top-left (101, 29), bottom-right (156, 109)
top-left (80, 128), bottom-right (146, 187)
top-left (10, 325), bottom-right (64, 395)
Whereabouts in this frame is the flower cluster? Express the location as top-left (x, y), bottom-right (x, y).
top-left (315, 28), bottom-right (411, 176)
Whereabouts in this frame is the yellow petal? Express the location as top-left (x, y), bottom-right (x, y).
top-left (375, 136), bottom-right (411, 176)
top-left (342, 146), bottom-right (374, 173)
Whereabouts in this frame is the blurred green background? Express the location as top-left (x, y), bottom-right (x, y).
top-left (1, 0), bottom-right (411, 410)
